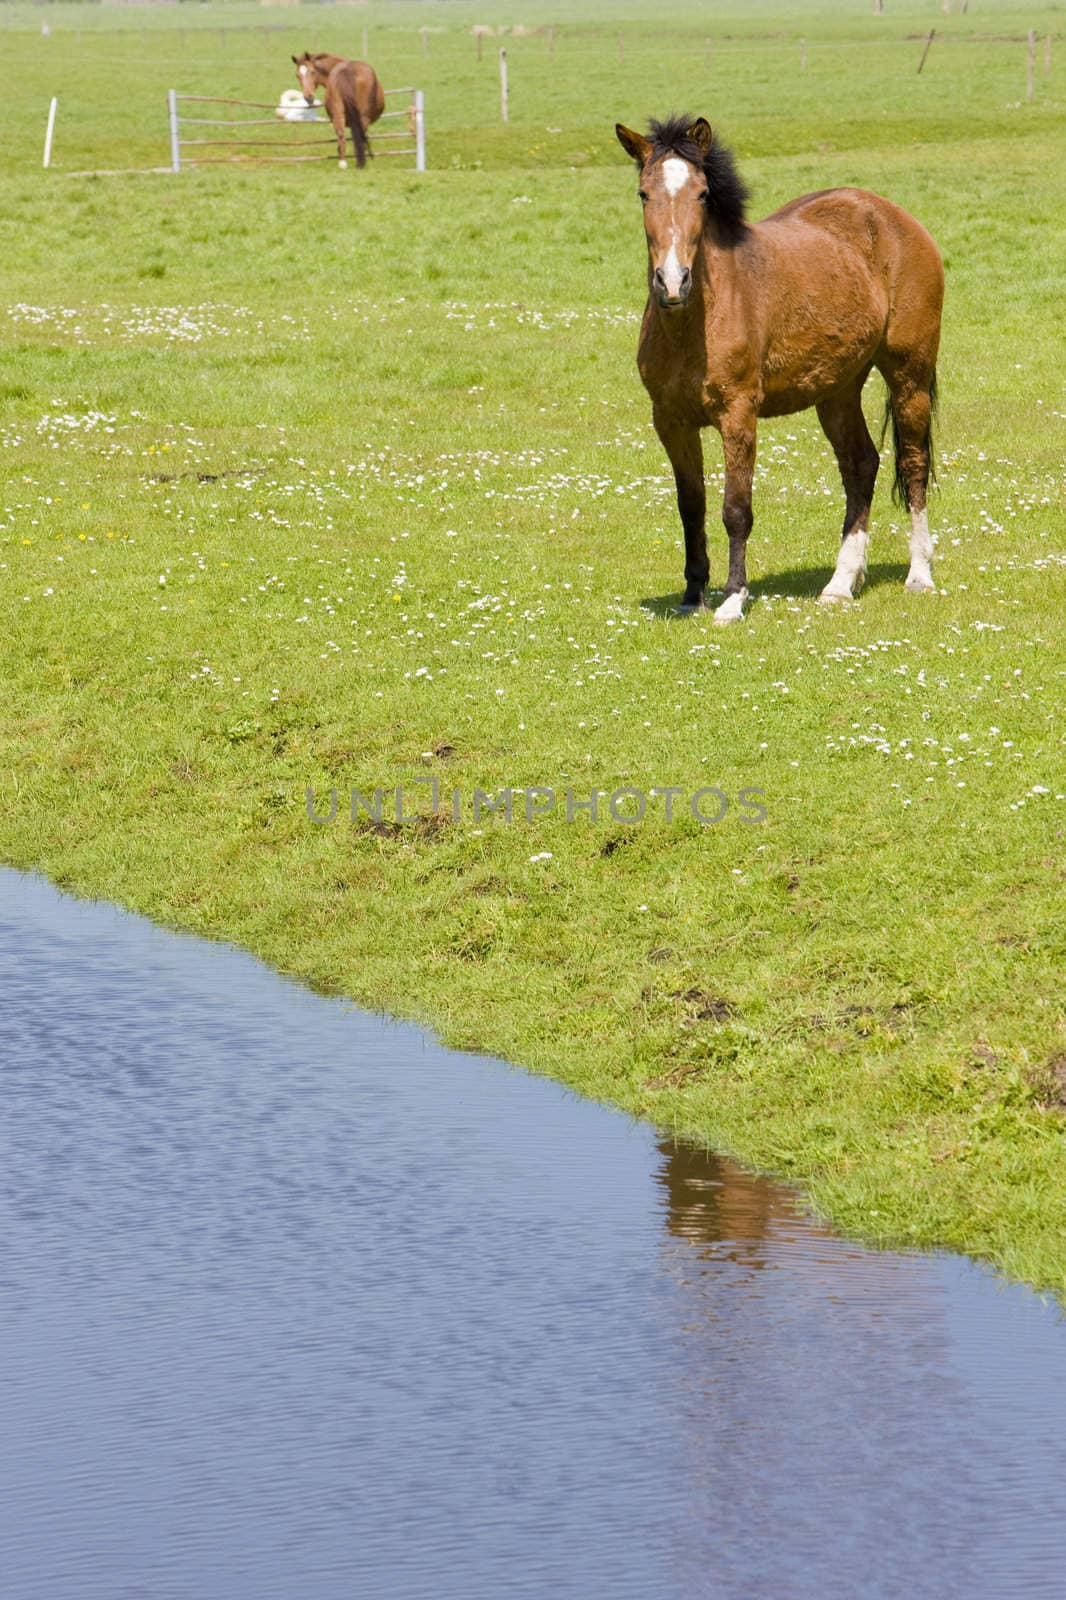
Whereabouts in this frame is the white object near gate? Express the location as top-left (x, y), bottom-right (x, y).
top-left (276, 89), bottom-right (320, 123)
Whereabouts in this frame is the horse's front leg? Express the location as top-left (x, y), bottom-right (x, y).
top-left (713, 408), bottom-right (757, 625)
top-left (653, 408), bottom-right (707, 611)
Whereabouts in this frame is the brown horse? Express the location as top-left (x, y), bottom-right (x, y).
top-left (292, 51), bottom-right (385, 170)
top-left (616, 116), bottom-right (944, 622)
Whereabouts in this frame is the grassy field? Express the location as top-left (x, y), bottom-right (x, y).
top-left (2, 1), bottom-right (1064, 1292)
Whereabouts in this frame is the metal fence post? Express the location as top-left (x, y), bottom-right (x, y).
top-left (167, 89), bottom-right (181, 173)
top-left (43, 96), bottom-right (57, 168)
top-left (414, 89), bottom-right (426, 173)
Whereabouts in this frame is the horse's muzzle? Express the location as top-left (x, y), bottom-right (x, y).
top-left (653, 266), bottom-right (692, 308)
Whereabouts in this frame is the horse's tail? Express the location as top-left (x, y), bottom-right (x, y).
top-left (338, 70), bottom-right (369, 167)
top-left (881, 370), bottom-right (939, 507)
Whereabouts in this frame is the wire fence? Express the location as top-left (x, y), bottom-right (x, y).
top-left (167, 88), bottom-right (426, 171)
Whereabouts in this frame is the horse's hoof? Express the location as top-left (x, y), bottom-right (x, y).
top-left (818, 587), bottom-right (852, 605)
top-left (338, 159), bottom-right (348, 170)
top-left (904, 575), bottom-right (936, 593)
top-left (712, 590), bottom-right (748, 625)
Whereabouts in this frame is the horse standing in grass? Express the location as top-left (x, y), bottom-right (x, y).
top-left (615, 116), bottom-right (944, 622)
top-left (292, 51), bottom-right (385, 170)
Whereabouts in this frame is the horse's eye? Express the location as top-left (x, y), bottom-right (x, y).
top-left (698, 190), bottom-right (709, 204)
top-left (638, 190), bottom-right (649, 203)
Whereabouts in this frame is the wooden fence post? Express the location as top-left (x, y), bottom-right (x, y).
top-left (500, 48), bottom-right (508, 124)
top-left (1027, 29), bottom-right (1035, 101)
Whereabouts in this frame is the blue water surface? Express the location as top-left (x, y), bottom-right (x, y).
top-left (1, 868), bottom-right (1064, 1600)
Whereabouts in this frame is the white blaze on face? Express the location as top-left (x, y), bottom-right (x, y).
top-left (654, 158), bottom-right (697, 298)
top-left (661, 236), bottom-right (684, 296)
top-left (662, 157), bottom-right (690, 197)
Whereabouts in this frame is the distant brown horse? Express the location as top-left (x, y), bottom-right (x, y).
top-left (616, 116), bottom-right (944, 621)
top-left (293, 51), bottom-right (385, 170)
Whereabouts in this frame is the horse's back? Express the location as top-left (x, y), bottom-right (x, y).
top-left (762, 187), bottom-right (942, 286)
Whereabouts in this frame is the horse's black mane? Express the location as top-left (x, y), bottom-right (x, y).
top-left (647, 114), bottom-right (750, 246)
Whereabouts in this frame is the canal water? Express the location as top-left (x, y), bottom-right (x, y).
top-left (1, 867), bottom-right (1064, 1600)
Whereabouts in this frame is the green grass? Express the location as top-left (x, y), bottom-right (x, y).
top-left (2, 1), bottom-right (1064, 1292)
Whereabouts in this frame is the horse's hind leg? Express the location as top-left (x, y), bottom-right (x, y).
top-left (884, 368), bottom-right (937, 593)
top-left (333, 109), bottom-right (348, 169)
top-left (817, 379), bottom-right (880, 603)
top-left (875, 251), bottom-right (941, 593)
top-left (352, 115), bottom-right (369, 169)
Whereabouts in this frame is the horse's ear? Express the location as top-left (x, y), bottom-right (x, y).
top-left (687, 118), bottom-right (714, 155)
top-left (616, 124), bottom-right (651, 165)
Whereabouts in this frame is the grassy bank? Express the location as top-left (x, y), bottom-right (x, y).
top-left (2, 1), bottom-right (1065, 1292)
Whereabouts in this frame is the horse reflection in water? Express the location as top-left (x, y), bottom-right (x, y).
top-left (657, 1139), bottom-right (866, 1281)
top-left (652, 1141), bottom-right (999, 1600)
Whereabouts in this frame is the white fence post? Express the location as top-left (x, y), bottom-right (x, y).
top-left (499, 48), bottom-right (508, 124)
top-left (167, 89), bottom-right (181, 172)
top-left (43, 96), bottom-right (57, 168)
top-left (414, 89), bottom-right (426, 172)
